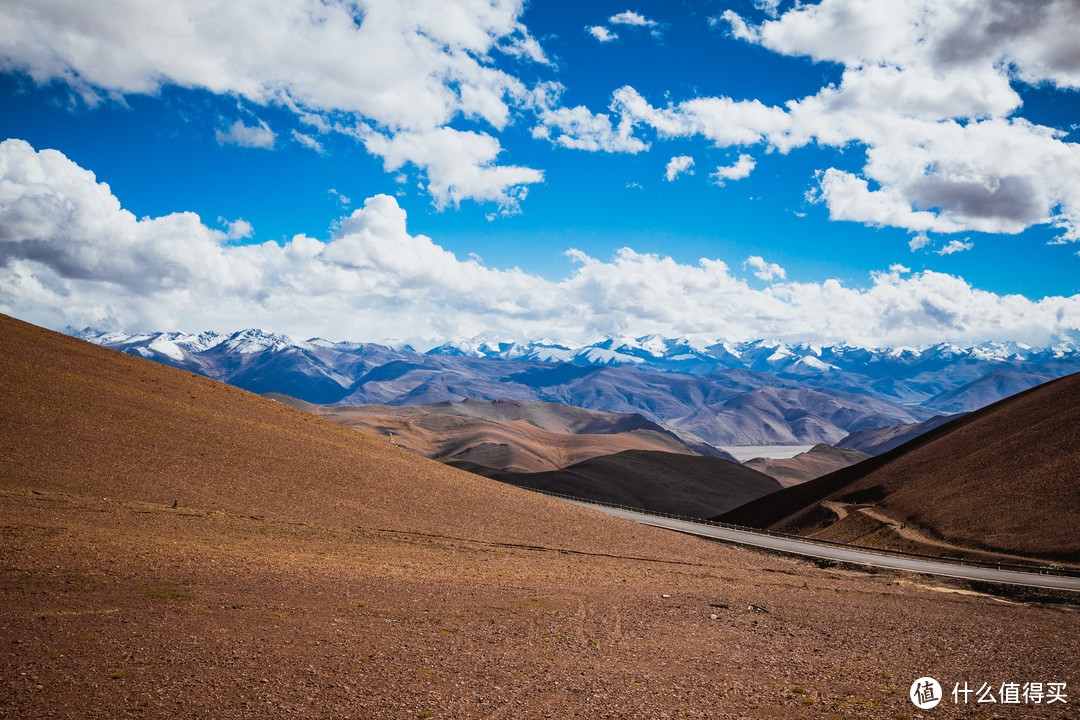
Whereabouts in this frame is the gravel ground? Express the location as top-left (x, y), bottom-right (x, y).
top-left (2, 489), bottom-right (1077, 720)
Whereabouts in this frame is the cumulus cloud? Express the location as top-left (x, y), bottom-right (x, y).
top-left (534, 103), bottom-right (648, 154)
top-left (222, 218), bottom-right (254, 241)
top-left (937, 239), bottom-right (974, 255)
top-left (710, 154), bottom-right (756, 185)
top-left (0, 0), bottom-right (546, 210)
top-left (566, 0), bottom-right (1080, 243)
top-left (664, 155), bottom-right (694, 181)
top-left (358, 126), bottom-right (544, 211)
top-left (744, 256), bottom-right (787, 282)
top-left (587, 26), bottom-right (617, 42)
top-left (3, 139), bottom-right (1078, 347)
top-left (216, 119), bottom-right (275, 149)
top-left (609, 11), bottom-right (657, 27)
top-left (909, 233), bottom-right (931, 251)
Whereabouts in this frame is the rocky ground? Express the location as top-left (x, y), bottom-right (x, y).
top-left (3, 487), bottom-right (1077, 720)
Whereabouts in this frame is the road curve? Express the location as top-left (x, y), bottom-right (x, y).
top-left (566, 500), bottom-right (1080, 592)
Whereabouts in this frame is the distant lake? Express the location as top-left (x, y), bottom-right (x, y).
top-left (719, 444), bottom-right (816, 462)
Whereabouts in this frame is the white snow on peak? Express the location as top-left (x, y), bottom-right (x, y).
top-left (885, 345), bottom-right (919, 358)
top-left (795, 355), bottom-right (836, 372)
top-left (224, 329), bottom-right (309, 354)
top-left (766, 344), bottom-right (793, 363)
top-left (634, 334), bottom-right (669, 356)
top-left (527, 347), bottom-right (575, 362)
top-left (147, 336), bottom-right (187, 361)
top-left (174, 331), bottom-right (226, 353)
top-left (575, 347), bottom-right (644, 365)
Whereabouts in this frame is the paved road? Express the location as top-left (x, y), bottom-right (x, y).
top-left (566, 500), bottom-right (1080, 592)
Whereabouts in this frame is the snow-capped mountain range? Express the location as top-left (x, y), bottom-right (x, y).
top-left (69, 327), bottom-right (1080, 447)
top-left (425, 333), bottom-right (1080, 374)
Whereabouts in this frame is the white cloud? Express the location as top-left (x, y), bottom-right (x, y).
top-left (0, 0), bottom-right (546, 209)
top-left (328, 188), bottom-right (351, 207)
top-left (4, 139), bottom-right (1077, 347)
top-left (222, 218), bottom-right (254, 240)
top-left (664, 155), bottom-right (694, 181)
top-left (889, 264), bottom-right (911, 274)
top-left (744, 256), bottom-right (786, 282)
top-left (358, 126), bottom-right (544, 211)
top-left (216, 119), bottom-right (276, 149)
top-left (909, 233), bottom-right (931, 251)
top-left (710, 154), bottom-right (756, 185)
top-left (587, 26), bottom-right (618, 42)
top-left (614, 86), bottom-right (789, 146)
top-left (291, 130), bottom-right (323, 153)
top-left (752, 0), bottom-right (782, 19)
top-left (534, 104), bottom-right (648, 154)
top-left (609, 11), bottom-right (657, 27)
top-left (567, 1), bottom-right (1080, 244)
top-left (937, 239), bottom-right (973, 256)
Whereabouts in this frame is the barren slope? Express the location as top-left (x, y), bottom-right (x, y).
top-left (270, 396), bottom-right (728, 473)
top-left (743, 444), bottom-right (871, 487)
top-left (721, 372), bottom-right (1080, 562)
top-left (0, 314), bottom-right (687, 552)
top-left (3, 315), bottom-right (1077, 719)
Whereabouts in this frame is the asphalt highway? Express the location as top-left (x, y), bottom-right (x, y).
top-left (566, 500), bottom-right (1080, 592)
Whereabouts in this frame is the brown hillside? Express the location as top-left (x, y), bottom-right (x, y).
top-left (743, 444), bottom-right (870, 487)
top-left (0, 314), bottom-right (686, 554)
top-left (2, 314), bottom-right (1078, 719)
top-left (721, 372), bottom-right (1080, 562)
top-left (273, 397), bottom-right (721, 473)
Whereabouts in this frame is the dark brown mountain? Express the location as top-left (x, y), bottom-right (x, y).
top-left (454, 450), bottom-right (782, 519)
top-left (719, 371), bottom-right (1080, 562)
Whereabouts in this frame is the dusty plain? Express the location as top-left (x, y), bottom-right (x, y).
top-left (2, 314), bottom-right (1078, 719)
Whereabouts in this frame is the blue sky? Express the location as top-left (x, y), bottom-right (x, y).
top-left (1, 0), bottom-right (1079, 347)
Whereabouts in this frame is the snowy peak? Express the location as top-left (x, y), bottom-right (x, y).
top-left (68, 325), bottom-right (1080, 419)
top-left (70, 327), bottom-right (1080, 382)
top-left (221, 329), bottom-right (309, 354)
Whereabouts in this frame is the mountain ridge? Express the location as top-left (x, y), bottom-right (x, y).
top-left (268, 395), bottom-right (732, 473)
top-left (71, 327), bottom-right (1080, 446)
